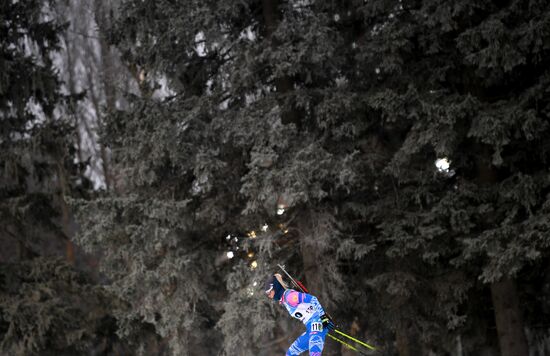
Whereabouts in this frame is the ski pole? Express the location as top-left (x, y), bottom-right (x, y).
top-left (333, 329), bottom-right (377, 351)
top-left (277, 264), bottom-right (378, 352)
top-left (327, 333), bottom-right (370, 355)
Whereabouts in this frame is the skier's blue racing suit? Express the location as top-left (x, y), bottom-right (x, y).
top-left (279, 289), bottom-right (328, 356)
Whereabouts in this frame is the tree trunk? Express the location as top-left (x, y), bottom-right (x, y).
top-left (300, 228), bottom-right (321, 291)
top-left (56, 160), bottom-right (75, 265)
top-left (94, 0), bottom-right (116, 191)
top-left (261, 0), bottom-right (301, 127)
top-left (395, 321), bottom-right (411, 356)
top-left (298, 210), bottom-right (327, 292)
top-left (475, 146), bottom-right (529, 356)
top-left (490, 278), bottom-right (529, 356)
top-left (456, 335), bottom-right (463, 356)
top-left (263, 0), bottom-right (314, 289)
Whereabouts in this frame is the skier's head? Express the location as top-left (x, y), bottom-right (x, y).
top-left (264, 273), bottom-right (288, 301)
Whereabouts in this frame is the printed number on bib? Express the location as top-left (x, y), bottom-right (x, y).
top-left (311, 322), bottom-right (323, 332)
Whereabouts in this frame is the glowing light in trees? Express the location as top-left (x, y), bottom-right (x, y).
top-left (435, 158), bottom-right (455, 176)
top-left (435, 158), bottom-right (450, 172)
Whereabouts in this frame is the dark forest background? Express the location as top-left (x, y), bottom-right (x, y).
top-left (1, 0), bottom-right (550, 355)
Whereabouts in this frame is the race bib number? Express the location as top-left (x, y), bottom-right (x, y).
top-left (311, 322), bottom-right (323, 332)
top-left (292, 304), bottom-right (315, 322)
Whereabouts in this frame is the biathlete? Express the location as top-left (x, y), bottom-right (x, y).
top-left (264, 273), bottom-right (335, 356)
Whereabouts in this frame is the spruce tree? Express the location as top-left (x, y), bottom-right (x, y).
top-left (75, 0), bottom-right (550, 355)
top-left (0, 1), bottom-right (127, 354)
top-left (353, 0), bottom-right (550, 355)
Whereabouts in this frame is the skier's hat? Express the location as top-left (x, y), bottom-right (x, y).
top-left (264, 273), bottom-right (288, 297)
top-left (264, 275), bottom-right (274, 294)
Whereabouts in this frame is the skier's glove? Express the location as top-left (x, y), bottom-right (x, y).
top-left (320, 313), bottom-right (335, 331)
